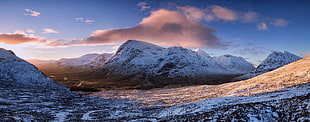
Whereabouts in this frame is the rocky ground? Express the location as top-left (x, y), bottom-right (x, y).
top-left (0, 83), bottom-right (145, 121)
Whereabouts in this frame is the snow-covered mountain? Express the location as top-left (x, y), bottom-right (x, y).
top-left (0, 48), bottom-right (66, 90)
top-left (234, 51), bottom-right (302, 81)
top-left (214, 54), bottom-right (255, 74)
top-left (29, 53), bottom-right (113, 73)
top-left (99, 40), bottom-right (245, 86)
top-left (88, 53), bottom-right (113, 67)
top-left (255, 51), bottom-right (302, 74)
top-left (58, 53), bottom-right (100, 66)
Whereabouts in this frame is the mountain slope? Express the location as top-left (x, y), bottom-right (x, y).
top-left (0, 48), bottom-right (66, 90)
top-left (255, 51), bottom-right (302, 74)
top-left (99, 40), bottom-right (239, 86)
top-left (214, 54), bottom-right (255, 74)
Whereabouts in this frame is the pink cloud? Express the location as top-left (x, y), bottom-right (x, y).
top-left (177, 6), bottom-right (210, 21)
top-left (42, 28), bottom-right (59, 34)
top-left (210, 5), bottom-right (238, 21)
top-left (0, 33), bottom-right (42, 45)
top-left (47, 9), bottom-right (226, 49)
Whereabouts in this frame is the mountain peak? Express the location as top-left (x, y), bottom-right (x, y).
top-left (255, 51), bottom-right (302, 74)
top-left (121, 40), bottom-right (161, 49)
top-left (195, 49), bottom-right (210, 58)
top-left (0, 48), bottom-right (16, 57)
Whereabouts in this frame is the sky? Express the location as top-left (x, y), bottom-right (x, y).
top-left (0, 0), bottom-right (309, 65)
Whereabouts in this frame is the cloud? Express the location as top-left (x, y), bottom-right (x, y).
top-left (84, 20), bottom-right (95, 24)
top-left (47, 9), bottom-right (226, 49)
top-left (177, 6), bottom-right (238, 22)
top-left (42, 28), bottom-right (59, 34)
top-left (178, 6), bottom-right (289, 29)
top-left (177, 6), bottom-right (212, 21)
top-left (0, 33), bottom-right (42, 45)
top-left (256, 23), bottom-right (268, 30)
top-left (26, 29), bottom-right (35, 33)
top-left (301, 52), bottom-right (310, 57)
top-left (14, 30), bottom-right (26, 35)
top-left (270, 18), bottom-right (289, 26)
top-left (75, 17), bottom-right (95, 24)
top-left (137, 2), bottom-right (151, 11)
top-left (24, 9), bottom-right (40, 17)
top-left (210, 5), bottom-right (238, 21)
top-left (241, 12), bottom-right (259, 23)
top-left (75, 17), bottom-right (84, 21)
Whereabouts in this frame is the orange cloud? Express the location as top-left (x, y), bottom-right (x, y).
top-left (0, 33), bottom-right (42, 45)
top-left (301, 52), bottom-right (310, 57)
top-left (47, 9), bottom-right (226, 49)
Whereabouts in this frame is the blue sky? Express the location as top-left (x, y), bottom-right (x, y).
top-left (0, 0), bottom-right (309, 65)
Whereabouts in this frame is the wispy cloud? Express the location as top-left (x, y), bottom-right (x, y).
top-left (84, 19), bottom-right (95, 24)
top-left (42, 28), bottom-right (59, 34)
top-left (75, 17), bottom-right (95, 24)
top-left (47, 9), bottom-right (227, 49)
top-left (241, 12), bottom-right (259, 23)
top-left (137, 2), bottom-right (151, 11)
top-left (75, 17), bottom-right (84, 21)
top-left (24, 9), bottom-right (40, 17)
top-left (256, 22), bottom-right (268, 30)
top-left (210, 5), bottom-right (238, 21)
top-left (270, 18), bottom-right (289, 26)
top-left (178, 6), bottom-right (238, 22)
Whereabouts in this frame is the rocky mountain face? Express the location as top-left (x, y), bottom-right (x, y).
top-left (0, 48), bottom-right (66, 90)
top-left (255, 51), bottom-right (302, 74)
